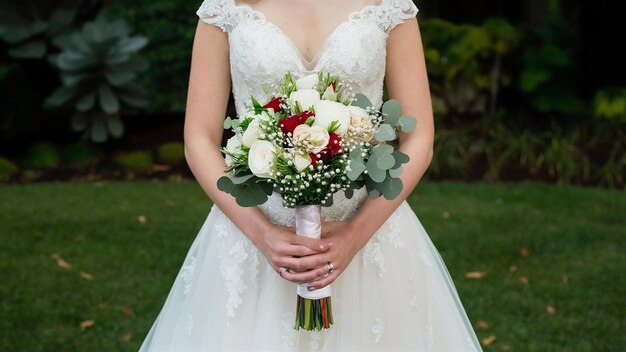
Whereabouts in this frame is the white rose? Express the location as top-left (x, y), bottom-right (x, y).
top-left (241, 120), bottom-right (261, 147)
top-left (289, 89), bottom-right (320, 111)
top-left (312, 100), bottom-right (350, 137)
top-left (248, 140), bottom-right (277, 178)
top-left (292, 124), bottom-right (330, 154)
top-left (295, 73), bottom-right (319, 90)
top-left (348, 105), bottom-right (375, 141)
top-left (292, 151), bottom-right (312, 172)
top-left (224, 134), bottom-right (243, 166)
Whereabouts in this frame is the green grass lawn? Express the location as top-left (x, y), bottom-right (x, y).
top-left (0, 180), bottom-right (624, 351)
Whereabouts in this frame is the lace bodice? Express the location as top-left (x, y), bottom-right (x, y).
top-left (196, 0), bottom-right (418, 223)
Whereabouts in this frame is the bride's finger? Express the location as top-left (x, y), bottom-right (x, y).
top-left (306, 269), bottom-right (338, 291)
top-left (276, 252), bottom-right (330, 271)
top-left (280, 265), bottom-right (329, 284)
top-left (290, 235), bottom-right (333, 252)
top-left (286, 244), bottom-right (319, 257)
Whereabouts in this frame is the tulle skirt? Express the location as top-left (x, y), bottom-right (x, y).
top-left (139, 191), bottom-right (482, 351)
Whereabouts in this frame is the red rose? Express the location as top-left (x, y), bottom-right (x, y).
top-left (279, 111), bottom-right (314, 134)
top-left (263, 97), bottom-right (283, 112)
top-left (319, 132), bottom-right (342, 160)
top-left (309, 152), bottom-right (319, 168)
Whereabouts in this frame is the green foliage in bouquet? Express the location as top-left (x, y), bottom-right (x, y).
top-left (347, 94), bottom-right (416, 200)
top-left (45, 16), bottom-right (151, 143)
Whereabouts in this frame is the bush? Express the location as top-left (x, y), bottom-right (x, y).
top-left (0, 156), bottom-right (19, 180)
top-left (22, 143), bottom-right (61, 169)
top-left (61, 142), bottom-right (103, 167)
top-left (157, 142), bottom-right (185, 164)
top-left (114, 150), bottom-right (154, 172)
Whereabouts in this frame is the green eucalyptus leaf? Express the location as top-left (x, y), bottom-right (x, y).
top-left (374, 123), bottom-right (396, 142)
top-left (347, 146), bottom-right (366, 180)
top-left (217, 176), bottom-right (235, 193)
top-left (223, 116), bottom-right (232, 129)
top-left (382, 176), bottom-right (403, 200)
top-left (366, 156), bottom-right (387, 182)
top-left (344, 188), bottom-right (354, 199)
top-left (392, 150), bottom-right (410, 168)
top-left (231, 173), bottom-right (255, 184)
top-left (258, 181), bottom-right (275, 196)
top-left (373, 143), bottom-right (394, 156)
top-left (347, 160), bottom-right (366, 181)
top-left (232, 182), bottom-right (268, 207)
top-left (399, 115), bottom-right (417, 132)
top-left (351, 93), bottom-right (372, 109)
top-left (377, 153), bottom-right (396, 170)
top-left (389, 166), bottom-right (403, 178)
top-left (365, 178), bottom-right (383, 198)
top-left (382, 99), bottom-right (402, 126)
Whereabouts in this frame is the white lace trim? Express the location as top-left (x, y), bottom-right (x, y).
top-left (180, 257), bottom-right (197, 295)
top-left (197, 0), bottom-right (419, 34)
top-left (371, 317), bottom-right (385, 344)
top-left (221, 240), bottom-right (249, 318)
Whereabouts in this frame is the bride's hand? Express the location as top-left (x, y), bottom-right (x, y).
top-left (281, 220), bottom-right (366, 289)
top-left (257, 223), bottom-right (333, 284)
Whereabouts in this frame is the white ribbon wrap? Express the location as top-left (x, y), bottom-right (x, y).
top-left (295, 205), bottom-right (332, 300)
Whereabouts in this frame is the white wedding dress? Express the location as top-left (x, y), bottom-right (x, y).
top-left (139, 0), bottom-right (483, 351)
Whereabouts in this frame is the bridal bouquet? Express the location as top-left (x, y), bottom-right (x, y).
top-left (217, 71), bottom-right (416, 331)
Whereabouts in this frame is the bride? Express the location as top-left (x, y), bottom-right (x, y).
top-left (139, 0), bottom-right (483, 350)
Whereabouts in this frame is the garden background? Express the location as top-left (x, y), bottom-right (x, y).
top-left (0, 0), bottom-right (624, 351)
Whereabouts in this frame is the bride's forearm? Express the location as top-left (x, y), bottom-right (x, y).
top-left (184, 136), bottom-right (273, 247)
top-left (349, 129), bottom-right (433, 249)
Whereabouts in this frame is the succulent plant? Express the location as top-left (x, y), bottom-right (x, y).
top-left (45, 16), bottom-right (150, 142)
top-left (0, 1), bottom-right (78, 59)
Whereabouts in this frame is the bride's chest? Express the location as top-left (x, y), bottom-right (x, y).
top-left (227, 18), bottom-right (389, 82)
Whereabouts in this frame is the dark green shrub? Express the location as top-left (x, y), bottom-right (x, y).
top-left (23, 143), bottom-right (61, 169)
top-left (114, 150), bottom-right (154, 172)
top-left (594, 88), bottom-right (626, 123)
top-left (420, 18), bottom-right (519, 116)
top-left (102, 0), bottom-right (198, 112)
top-left (62, 142), bottom-right (103, 167)
top-left (519, 6), bottom-right (580, 115)
top-left (157, 142), bottom-right (185, 164)
top-left (0, 156), bottom-right (19, 180)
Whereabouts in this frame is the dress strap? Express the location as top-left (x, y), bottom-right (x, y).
top-left (377, 0), bottom-right (419, 33)
top-left (196, 0), bottom-right (237, 33)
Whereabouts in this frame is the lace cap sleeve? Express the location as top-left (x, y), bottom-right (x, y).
top-left (379, 0), bottom-right (419, 33)
top-left (196, 0), bottom-right (236, 33)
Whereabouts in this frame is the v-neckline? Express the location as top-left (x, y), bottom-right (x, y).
top-left (232, 0), bottom-right (387, 72)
